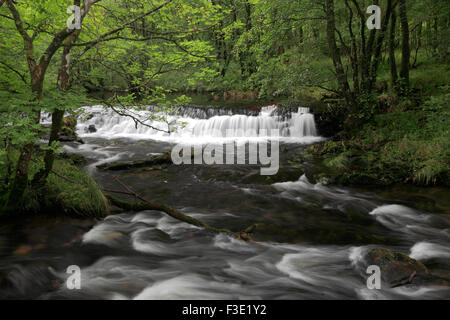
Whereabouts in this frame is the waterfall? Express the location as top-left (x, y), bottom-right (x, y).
top-left (66, 105), bottom-right (322, 143)
top-left (191, 106), bottom-right (317, 138)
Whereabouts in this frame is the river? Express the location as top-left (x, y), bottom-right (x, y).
top-left (0, 105), bottom-right (449, 300)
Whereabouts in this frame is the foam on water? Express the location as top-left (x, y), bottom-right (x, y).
top-left (369, 205), bottom-right (450, 240)
top-left (410, 242), bottom-right (450, 260)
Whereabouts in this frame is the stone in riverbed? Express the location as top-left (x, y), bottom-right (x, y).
top-left (364, 248), bottom-right (445, 288)
top-left (88, 124), bottom-right (97, 133)
top-left (59, 116), bottom-right (84, 143)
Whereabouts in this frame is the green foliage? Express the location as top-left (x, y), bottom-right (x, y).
top-left (324, 152), bottom-right (350, 170)
top-left (314, 92), bottom-right (450, 186)
top-left (0, 0), bottom-right (449, 216)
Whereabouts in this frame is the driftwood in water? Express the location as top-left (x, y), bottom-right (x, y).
top-left (104, 176), bottom-right (258, 241)
top-left (106, 195), bottom-right (233, 234)
top-left (97, 153), bottom-right (173, 171)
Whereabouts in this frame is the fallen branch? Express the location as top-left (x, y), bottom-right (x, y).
top-left (106, 176), bottom-right (258, 241)
top-left (50, 166), bottom-right (258, 241)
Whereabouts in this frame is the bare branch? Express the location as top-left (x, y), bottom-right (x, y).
top-left (0, 60), bottom-right (27, 83)
top-left (104, 95), bottom-right (170, 134)
top-left (72, 0), bottom-right (172, 50)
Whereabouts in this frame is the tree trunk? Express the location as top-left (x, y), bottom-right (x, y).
top-left (411, 21), bottom-right (422, 68)
top-left (438, 17), bottom-right (449, 62)
top-left (4, 0), bottom-right (87, 210)
top-left (34, 32), bottom-right (81, 184)
top-left (368, 0), bottom-right (393, 92)
top-left (389, 7), bottom-right (398, 87)
top-left (399, 0), bottom-right (410, 91)
top-left (299, 26), bottom-right (304, 45)
top-left (325, 0), bottom-right (354, 109)
top-left (6, 71), bottom-right (44, 209)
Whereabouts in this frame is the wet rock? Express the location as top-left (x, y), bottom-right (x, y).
top-left (145, 229), bottom-right (173, 243)
top-left (97, 153), bottom-right (173, 171)
top-left (63, 116), bottom-right (77, 130)
top-left (241, 167), bottom-right (304, 185)
top-left (57, 152), bottom-right (87, 167)
top-left (365, 248), bottom-right (432, 287)
top-left (88, 124), bottom-right (97, 133)
top-left (59, 116), bottom-right (83, 144)
top-left (58, 135), bottom-right (84, 144)
top-left (0, 262), bottom-right (61, 299)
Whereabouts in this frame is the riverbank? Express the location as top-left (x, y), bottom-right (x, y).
top-left (304, 60), bottom-right (449, 188)
top-left (0, 152), bottom-right (108, 218)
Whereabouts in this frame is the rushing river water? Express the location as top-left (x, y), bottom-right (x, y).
top-left (0, 105), bottom-right (449, 300)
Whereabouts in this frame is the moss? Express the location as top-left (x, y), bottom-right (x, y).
top-left (63, 116), bottom-right (77, 130)
top-left (324, 152), bottom-right (349, 170)
top-left (57, 152), bottom-right (88, 167)
top-left (44, 160), bottom-right (109, 218)
top-left (365, 248), bottom-right (432, 287)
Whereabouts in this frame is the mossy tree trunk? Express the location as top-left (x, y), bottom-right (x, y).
top-left (34, 31), bottom-right (81, 184)
top-left (5, 0), bottom-right (81, 208)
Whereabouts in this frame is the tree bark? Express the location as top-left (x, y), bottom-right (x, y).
top-left (34, 31), bottom-right (81, 184)
top-left (399, 0), bottom-right (410, 90)
top-left (5, 0), bottom-right (85, 207)
top-left (368, 0), bottom-right (393, 91)
top-left (325, 0), bottom-right (354, 109)
top-left (389, 7), bottom-right (398, 87)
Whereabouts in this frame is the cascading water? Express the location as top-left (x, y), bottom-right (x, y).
top-left (74, 105), bottom-right (322, 143)
top-left (191, 106), bottom-right (317, 138)
top-left (6, 104), bottom-right (449, 300)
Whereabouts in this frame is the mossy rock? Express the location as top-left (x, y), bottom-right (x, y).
top-left (60, 126), bottom-right (75, 137)
top-left (59, 116), bottom-right (83, 143)
top-left (365, 248), bottom-right (430, 287)
top-left (44, 160), bottom-right (109, 218)
top-left (57, 152), bottom-right (87, 167)
top-left (63, 116), bottom-right (77, 130)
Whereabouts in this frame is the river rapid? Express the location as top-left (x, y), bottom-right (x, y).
top-left (0, 105), bottom-right (449, 300)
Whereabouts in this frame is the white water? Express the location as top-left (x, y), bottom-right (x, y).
top-left (31, 105), bottom-right (450, 300)
top-left (74, 105), bottom-right (323, 144)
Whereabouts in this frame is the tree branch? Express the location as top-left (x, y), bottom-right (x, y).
top-left (0, 60), bottom-right (27, 83)
top-left (72, 0), bottom-right (172, 51)
top-left (104, 95), bottom-right (171, 134)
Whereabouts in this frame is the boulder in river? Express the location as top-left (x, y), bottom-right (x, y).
top-left (59, 116), bottom-right (84, 144)
top-left (365, 248), bottom-right (449, 288)
top-left (88, 124), bottom-right (97, 133)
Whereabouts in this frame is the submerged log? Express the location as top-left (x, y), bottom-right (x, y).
top-left (97, 153), bottom-right (173, 171)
